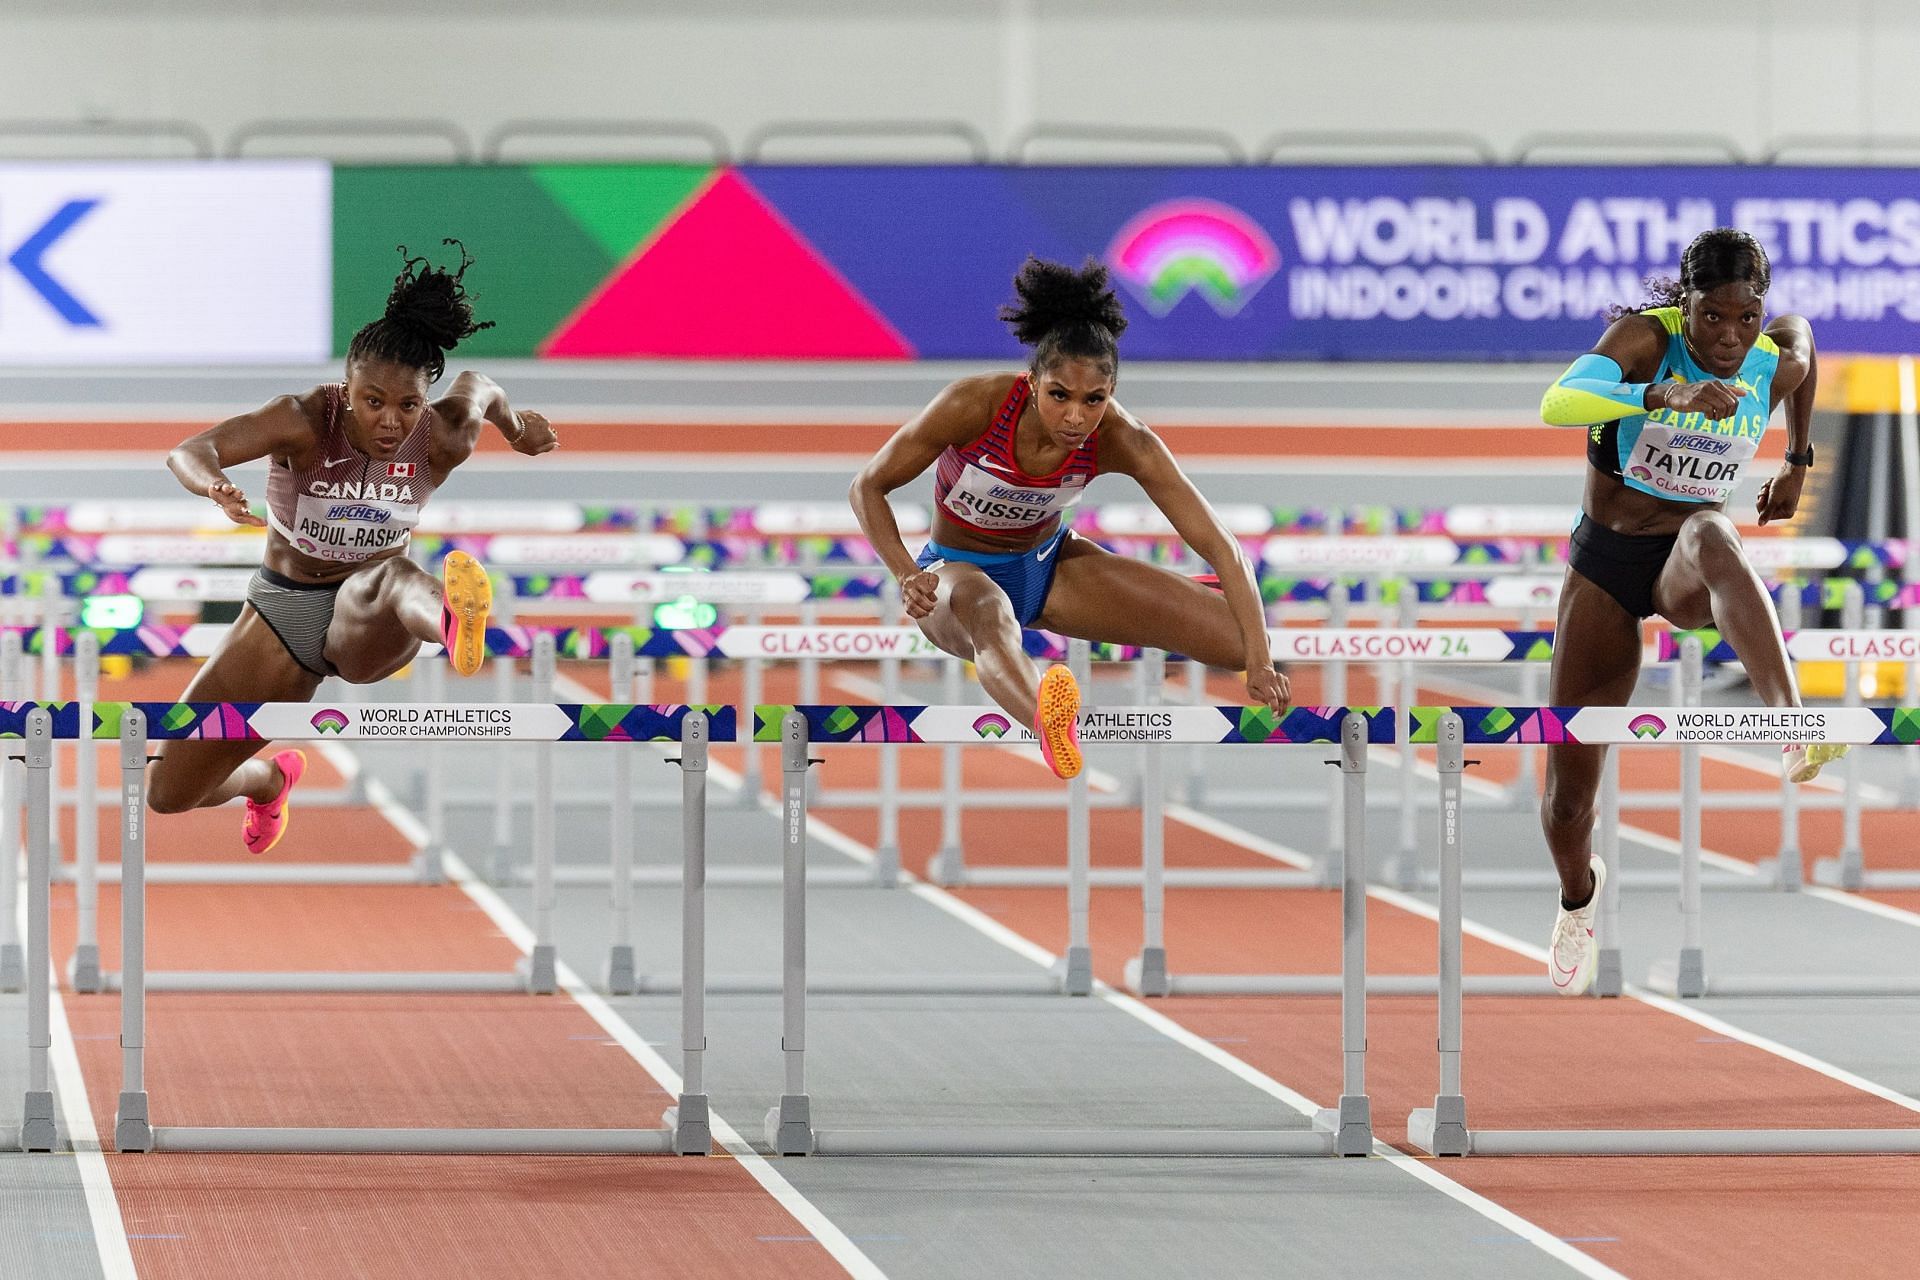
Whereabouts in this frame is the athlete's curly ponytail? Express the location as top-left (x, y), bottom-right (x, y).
top-left (999, 256), bottom-right (1129, 378)
top-left (346, 239), bottom-right (495, 382)
top-left (1608, 228), bottom-right (1772, 322)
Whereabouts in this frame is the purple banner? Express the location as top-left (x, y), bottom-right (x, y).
top-left (747, 165), bottom-right (1920, 361)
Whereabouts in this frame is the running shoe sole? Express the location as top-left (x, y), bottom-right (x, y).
top-left (441, 551), bottom-right (492, 678)
top-left (1035, 664), bottom-right (1083, 780)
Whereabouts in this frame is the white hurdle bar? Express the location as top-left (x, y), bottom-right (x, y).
top-left (1410, 708), bottom-right (1920, 1156)
top-left (64, 702), bottom-right (721, 1155)
top-left (763, 705), bottom-right (1377, 1158)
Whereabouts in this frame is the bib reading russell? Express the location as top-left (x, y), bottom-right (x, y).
top-left (1587, 306), bottom-right (1778, 506)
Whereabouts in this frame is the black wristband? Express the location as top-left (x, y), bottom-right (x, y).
top-left (1785, 444), bottom-right (1815, 468)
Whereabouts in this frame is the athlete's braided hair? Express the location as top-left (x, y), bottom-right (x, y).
top-left (346, 239), bottom-right (494, 383)
top-left (1000, 256), bottom-right (1129, 378)
top-left (1609, 228), bottom-right (1771, 322)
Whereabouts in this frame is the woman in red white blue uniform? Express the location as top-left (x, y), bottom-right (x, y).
top-left (149, 243), bottom-right (557, 852)
top-left (851, 257), bottom-right (1286, 779)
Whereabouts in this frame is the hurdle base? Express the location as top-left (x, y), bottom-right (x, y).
top-left (1642, 972), bottom-right (1920, 997)
top-left (766, 1095), bottom-right (814, 1156)
top-left (1126, 949), bottom-right (1170, 998)
top-left (518, 946), bottom-right (557, 995)
top-left (0, 943), bottom-right (22, 993)
top-left (1316, 1096), bottom-right (1373, 1156)
top-left (101, 970), bottom-right (531, 994)
top-left (870, 844), bottom-right (900, 889)
top-left (1161, 973), bottom-right (1556, 997)
top-left (1647, 949), bottom-right (1706, 999)
top-left (1594, 947), bottom-right (1623, 998)
top-left (1054, 946), bottom-right (1093, 997)
top-left (411, 845), bottom-right (446, 886)
top-left (114, 1092), bottom-right (152, 1153)
top-left (21, 1091), bottom-right (57, 1153)
top-left (1812, 854), bottom-right (1866, 891)
top-left (67, 944), bottom-right (102, 995)
top-left (808, 1127), bottom-right (1337, 1157)
top-left (603, 946), bottom-right (637, 996)
top-left (617, 972), bottom-right (1066, 996)
top-left (927, 844), bottom-right (966, 886)
top-left (1811, 863), bottom-right (1920, 890)
top-left (665, 1096), bottom-right (711, 1155)
top-left (1407, 1097), bottom-right (1470, 1157)
top-left (509, 864), bottom-right (884, 888)
top-left (1755, 850), bottom-right (1803, 891)
top-left (1454, 1128), bottom-right (1920, 1156)
top-left (58, 863), bottom-right (427, 886)
top-left (933, 866), bottom-right (1325, 889)
top-left (147, 1127), bottom-right (677, 1154)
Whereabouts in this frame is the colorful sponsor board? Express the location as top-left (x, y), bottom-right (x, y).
top-left (0, 701), bottom-right (736, 742)
top-left (1, 162), bottom-right (328, 364)
top-left (753, 704), bottom-right (1392, 745)
top-left (331, 164), bottom-right (1920, 360)
top-left (1413, 705), bottom-right (1920, 745)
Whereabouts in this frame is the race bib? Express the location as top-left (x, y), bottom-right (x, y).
top-left (279, 490), bottom-right (419, 562)
top-left (1624, 423), bottom-right (1758, 504)
top-left (940, 462), bottom-right (1087, 530)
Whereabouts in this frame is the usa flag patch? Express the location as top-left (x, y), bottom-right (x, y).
top-left (387, 463), bottom-right (416, 477)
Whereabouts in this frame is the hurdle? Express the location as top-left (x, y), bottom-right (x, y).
top-left (759, 701), bottom-right (1386, 1157)
top-left (1408, 704), bottom-right (1920, 1156)
top-left (0, 697), bottom-right (725, 1155)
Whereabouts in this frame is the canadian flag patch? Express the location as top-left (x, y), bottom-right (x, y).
top-left (387, 463), bottom-right (416, 478)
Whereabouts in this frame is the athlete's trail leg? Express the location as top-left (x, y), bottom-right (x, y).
top-left (1654, 509), bottom-right (1799, 707)
top-left (1543, 570), bottom-right (1643, 905)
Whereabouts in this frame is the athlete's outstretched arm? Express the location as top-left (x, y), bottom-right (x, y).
top-left (166, 396), bottom-right (316, 527)
top-left (1540, 314), bottom-right (1737, 424)
top-left (431, 372), bottom-right (556, 475)
top-left (1757, 314), bottom-right (1816, 526)
top-left (849, 376), bottom-right (992, 618)
top-left (1101, 412), bottom-right (1283, 706)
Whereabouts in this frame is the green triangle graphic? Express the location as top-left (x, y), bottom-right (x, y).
top-left (529, 164), bottom-right (714, 263)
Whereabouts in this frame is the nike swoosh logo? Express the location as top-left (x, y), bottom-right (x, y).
top-left (976, 459), bottom-right (1020, 477)
top-left (323, 455), bottom-right (355, 468)
top-left (1035, 539), bottom-right (1059, 564)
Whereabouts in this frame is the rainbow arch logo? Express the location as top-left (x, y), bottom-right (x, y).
top-left (972, 713), bottom-right (1013, 739)
top-left (1106, 198), bottom-right (1281, 318)
top-left (1628, 714), bottom-right (1667, 740)
top-left (310, 708), bottom-right (351, 735)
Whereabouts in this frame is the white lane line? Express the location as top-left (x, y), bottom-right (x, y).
top-left (323, 740), bottom-right (889, 1280)
top-left (11, 863), bottom-right (137, 1279)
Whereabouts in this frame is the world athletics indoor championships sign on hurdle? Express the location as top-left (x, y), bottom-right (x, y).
top-left (0, 701), bottom-right (738, 743)
top-left (1412, 705), bottom-right (1920, 746)
top-left (753, 704), bottom-right (1394, 746)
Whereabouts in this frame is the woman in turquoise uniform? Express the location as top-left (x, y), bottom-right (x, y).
top-left (1534, 228), bottom-right (1834, 995)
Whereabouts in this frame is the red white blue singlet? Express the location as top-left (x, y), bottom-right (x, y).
top-left (932, 375), bottom-right (1100, 536)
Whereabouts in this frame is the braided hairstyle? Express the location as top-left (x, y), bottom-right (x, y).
top-left (346, 239), bottom-right (494, 383)
top-left (1609, 228), bottom-right (1771, 322)
top-left (999, 256), bottom-right (1129, 378)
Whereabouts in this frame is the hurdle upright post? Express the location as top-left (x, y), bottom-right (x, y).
top-left (767, 711), bottom-right (815, 1155)
top-left (1898, 353), bottom-right (1920, 805)
top-left (69, 631), bottom-right (102, 991)
top-left (1319, 580), bottom-right (1350, 888)
top-left (1133, 648), bottom-right (1169, 996)
top-left (0, 632), bottom-right (24, 991)
top-left (668, 710), bottom-right (711, 1154)
top-left (114, 709), bottom-right (152, 1153)
top-left (1830, 580), bottom-right (1868, 889)
top-left (873, 625), bottom-right (903, 888)
top-left (1595, 749), bottom-right (1624, 997)
top-left (1409, 711), bottom-right (1468, 1155)
top-left (519, 634), bottom-right (558, 994)
top-left (1670, 634), bottom-right (1708, 997)
top-left (1059, 638), bottom-right (1094, 997)
top-left (738, 607), bottom-right (764, 807)
top-left (1391, 589), bottom-right (1421, 890)
top-left (1766, 584), bottom-right (1806, 888)
top-left (489, 652), bottom-right (517, 884)
top-left (21, 709), bottom-right (56, 1151)
top-left (416, 658), bottom-right (448, 885)
top-left (604, 633), bottom-right (637, 996)
top-left (927, 657), bottom-right (966, 884)
top-left (1325, 710), bottom-right (1373, 1156)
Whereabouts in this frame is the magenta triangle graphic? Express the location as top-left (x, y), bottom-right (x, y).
top-left (542, 170), bottom-right (915, 359)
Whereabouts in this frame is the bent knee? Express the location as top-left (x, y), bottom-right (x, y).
top-left (948, 580), bottom-right (1019, 635)
top-left (145, 766), bottom-right (203, 815)
top-left (1681, 510), bottom-right (1748, 572)
top-left (1540, 786), bottom-right (1596, 834)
